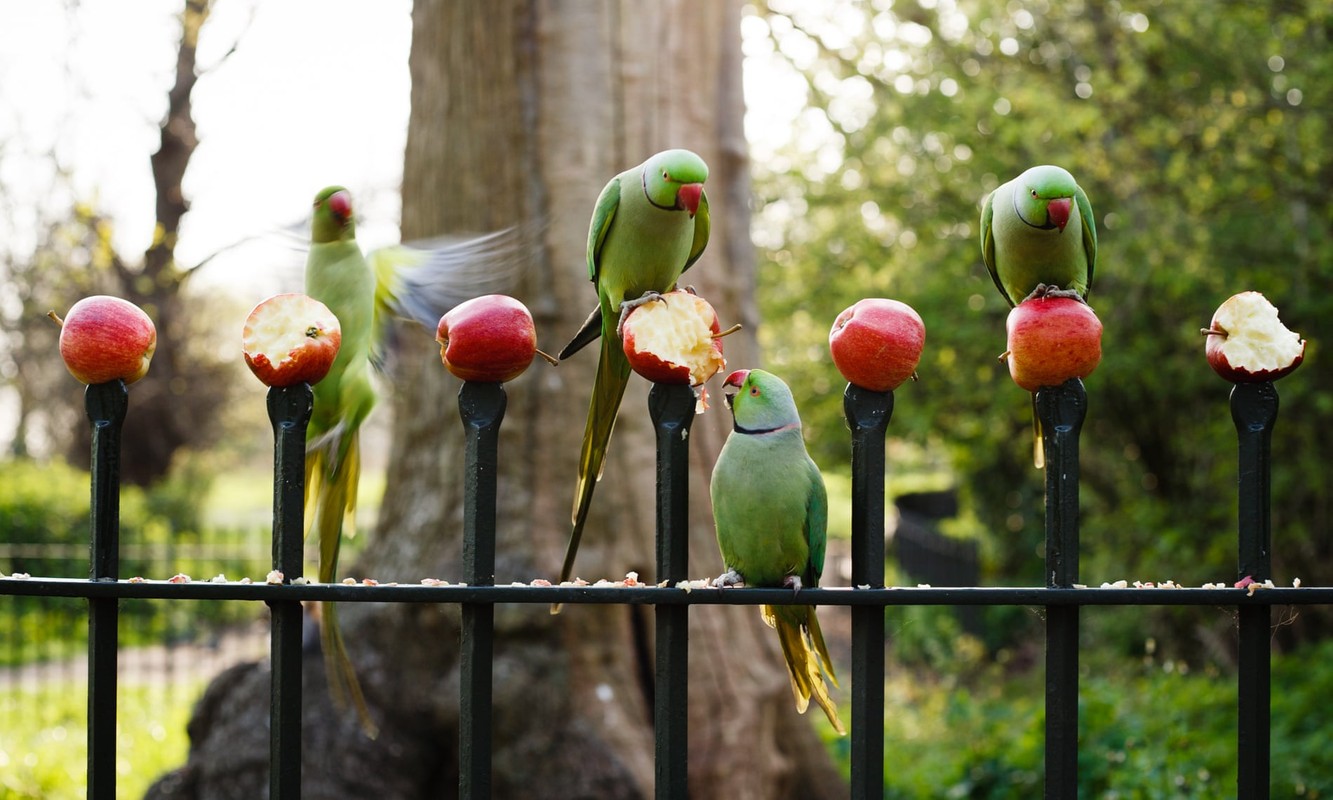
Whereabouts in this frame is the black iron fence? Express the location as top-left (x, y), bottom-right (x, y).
top-left (0, 376), bottom-right (1323, 799)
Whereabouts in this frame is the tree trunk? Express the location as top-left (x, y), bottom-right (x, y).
top-left (146, 2), bottom-right (845, 797)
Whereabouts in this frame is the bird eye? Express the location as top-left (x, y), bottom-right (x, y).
top-left (663, 171), bottom-right (671, 181)
top-left (749, 386), bottom-right (760, 396)
top-left (1031, 189), bottom-right (1039, 198)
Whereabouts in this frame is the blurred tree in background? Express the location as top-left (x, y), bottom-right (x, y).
top-left (750, 0), bottom-right (1331, 660)
top-left (0, 0), bottom-right (243, 493)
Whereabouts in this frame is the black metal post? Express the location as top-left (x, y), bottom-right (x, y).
top-left (843, 384), bottom-right (893, 800)
top-left (85, 380), bottom-right (127, 800)
top-left (267, 384), bottom-right (312, 799)
top-left (1232, 381), bottom-right (1276, 800)
top-left (1037, 378), bottom-right (1085, 800)
top-left (458, 381), bottom-right (506, 800)
top-left (649, 383), bottom-right (696, 799)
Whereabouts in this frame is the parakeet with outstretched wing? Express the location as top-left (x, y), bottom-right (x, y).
top-left (552, 149), bottom-right (709, 611)
top-left (304, 186), bottom-right (528, 732)
top-left (710, 369), bottom-right (845, 735)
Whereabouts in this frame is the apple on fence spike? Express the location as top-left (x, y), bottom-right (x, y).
top-left (1003, 295), bottom-right (1102, 392)
top-left (620, 290), bottom-right (733, 398)
top-left (241, 293), bottom-right (343, 388)
top-left (828, 298), bottom-right (926, 392)
top-left (437, 294), bottom-right (554, 383)
top-left (50, 295), bottom-right (157, 385)
top-left (1202, 291), bottom-right (1305, 383)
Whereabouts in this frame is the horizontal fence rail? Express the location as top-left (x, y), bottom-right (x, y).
top-left (0, 374), bottom-right (1320, 800)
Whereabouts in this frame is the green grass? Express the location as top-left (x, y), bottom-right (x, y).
top-left (0, 682), bottom-right (195, 800)
top-left (203, 467), bottom-right (384, 529)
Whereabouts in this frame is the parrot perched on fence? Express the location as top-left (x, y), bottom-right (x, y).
top-left (709, 369), bottom-right (845, 735)
top-left (303, 185), bottom-right (527, 731)
top-left (980, 165), bottom-right (1098, 467)
top-left (551, 149), bottom-right (710, 610)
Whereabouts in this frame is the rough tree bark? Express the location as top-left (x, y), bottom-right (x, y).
top-left (147, 3), bottom-right (846, 798)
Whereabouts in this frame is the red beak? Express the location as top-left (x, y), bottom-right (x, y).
top-left (1046, 197), bottom-right (1072, 232)
top-left (328, 190), bottom-right (353, 223)
top-left (677, 183), bottom-right (703, 217)
top-left (724, 369), bottom-right (749, 389)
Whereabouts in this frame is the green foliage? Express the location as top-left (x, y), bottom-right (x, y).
top-left (0, 459), bottom-right (269, 663)
top-left (821, 638), bottom-right (1333, 797)
top-left (753, 0), bottom-right (1333, 654)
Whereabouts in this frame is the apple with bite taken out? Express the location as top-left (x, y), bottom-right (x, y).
top-left (1003, 295), bottom-right (1102, 391)
top-left (621, 290), bottom-right (730, 390)
top-left (1202, 291), bottom-right (1304, 383)
top-left (242, 293), bottom-right (342, 387)
top-left (52, 295), bottom-right (157, 385)
top-left (828, 298), bottom-right (926, 392)
top-left (437, 294), bottom-right (540, 383)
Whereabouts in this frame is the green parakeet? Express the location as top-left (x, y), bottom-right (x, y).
top-left (710, 369), bottom-right (845, 735)
top-left (304, 186), bottom-right (527, 731)
top-left (980, 165), bottom-right (1097, 466)
top-left (980, 164), bottom-right (1096, 305)
top-left (552, 149), bottom-right (710, 608)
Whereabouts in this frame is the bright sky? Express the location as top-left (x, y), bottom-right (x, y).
top-left (0, 0), bottom-right (810, 453)
top-left (0, 0), bottom-right (807, 294)
top-left (0, 0), bottom-right (416, 291)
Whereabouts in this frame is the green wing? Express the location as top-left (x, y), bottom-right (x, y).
top-left (979, 188), bottom-right (1010, 305)
top-left (1075, 183), bottom-right (1097, 295)
top-left (804, 460), bottom-right (828, 586)
top-left (586, 175), bottom-right (622, 283)
top-left (681, 189), bottom-right (711, 275)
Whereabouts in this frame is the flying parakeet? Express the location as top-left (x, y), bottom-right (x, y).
top-left (304, 186), bottom-right (527, 731)
top-left (710, 369), bottom-right (845, 735)
top-left (552, 149), bottom-right (710, 609)
top-left (980, 165), bottom-right (1098, 466)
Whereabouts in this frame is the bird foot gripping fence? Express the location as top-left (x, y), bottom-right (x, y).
top-left (0, 375), bottom-right (1323, 799)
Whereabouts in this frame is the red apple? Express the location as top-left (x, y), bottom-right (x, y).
top-left (621, 290), bottom-right (729, 387)
top-left (437, 294), bottom-right (537, 382)
top-left (242, 293), bottom-right (342, 387)
top-left (54, 295), bottom-right (157, 385)
top-left (1003, 296), bottom-right (1102, 392)
top-left (1202, 291), bottom-right (1304, 383)
top-left (828, 298), bottom-right (926, 391)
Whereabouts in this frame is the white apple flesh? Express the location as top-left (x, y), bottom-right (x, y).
top-left (620, 290), bottom-right (729, 390)
top-left (242, 293), bottom-right (342, 388)
top-left (1203, 291), bottom-right (1304, 383)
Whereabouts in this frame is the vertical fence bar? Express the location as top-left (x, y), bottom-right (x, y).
top-left (1037, 378), bottom-right (1085, 800)
top-left (85, 380), bottom-right (128, 800)
top-left (1232, 381), bottom-right (1276, 800)
top-left (649, 383), bottom-right (696, 799)
top-left (267, 384), bottom-right (312, 799)
top-left (843, 384), bottom-right (893, 800)
top-left (459, 381), bottom-right (506, 800)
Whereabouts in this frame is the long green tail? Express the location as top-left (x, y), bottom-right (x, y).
top-left (306, 431), bottom-right (377, 736)
top-left (764, 604), bottom-right (845, 735)
top-left (552, 332), bottom-right (630, 613)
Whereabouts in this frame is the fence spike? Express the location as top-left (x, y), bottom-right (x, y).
top-left (85, 379), bottom-right (128, 800)
top-left (1036, 378), bottom-right (1085, 800)
top-left (266, 383), bottom-right (313, 799)
top-left (843, 383), bottom-right (893, 800)
top-left (649, 382), bottom-right (696, 799)
top-left (1232, 381), bottom-right (1277, 800)
top-left (458, 381), bottom-right (506, 800)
